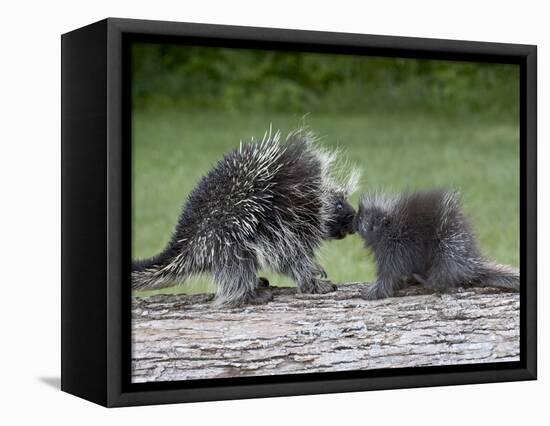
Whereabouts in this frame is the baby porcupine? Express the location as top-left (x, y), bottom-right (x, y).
top-left (355, 189), bottom-right (519, 300)
top-left (132, 128), bottom-right (359, 307)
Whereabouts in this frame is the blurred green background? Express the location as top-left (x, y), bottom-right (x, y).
top-left (132, 43), bottom-right (520, 297)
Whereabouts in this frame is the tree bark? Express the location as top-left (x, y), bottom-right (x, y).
top-left (131, 283), bottom-right (519, 383)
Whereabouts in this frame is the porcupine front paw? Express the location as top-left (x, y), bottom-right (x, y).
top-left (360, 283), bottom-right (389, 300)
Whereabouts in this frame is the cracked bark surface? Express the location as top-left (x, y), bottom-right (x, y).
top-left (131, 283), bottom-right (519, 383)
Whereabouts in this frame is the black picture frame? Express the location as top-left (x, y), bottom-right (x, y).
top-left (61, 17), bottom-right (537, 407)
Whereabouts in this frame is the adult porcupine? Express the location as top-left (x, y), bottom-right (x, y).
top-left (132, 128), bottom-right (359, 307)
top-left (355, 189), bottom-right (519, 300)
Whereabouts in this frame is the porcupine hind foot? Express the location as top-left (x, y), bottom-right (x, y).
top-left (300, 278), bottom-right (337, 294)
top-left (247, 286), bottom-right (274, 305)
top-left (213, 261), bottom-right (274, 308)
top-left (215, 285), bottom-right (274, 308)
top-left (257, 277), bottom-right (270, 288)
top-left (257, 263), bottom-right (327, 291)
top-left (314, 279), bottom-right (337, 293)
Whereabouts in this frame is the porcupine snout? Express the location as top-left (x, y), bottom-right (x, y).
top-left (328, 198), bottom-right (356, 240)
top-left (342, 209), bottom-right (356, 236)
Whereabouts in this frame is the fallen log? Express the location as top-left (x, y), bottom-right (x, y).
top-left (131, 283), bottom-right (519, 383)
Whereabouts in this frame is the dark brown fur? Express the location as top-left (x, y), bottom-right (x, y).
top-left (355, 190), bottom-right (519, 300)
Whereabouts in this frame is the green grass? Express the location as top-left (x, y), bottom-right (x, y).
top-left (132, 110), bottom-right (519, 297)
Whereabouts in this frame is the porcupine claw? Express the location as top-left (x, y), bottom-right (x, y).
top-left (313, 279), bottom-right (338, 293)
